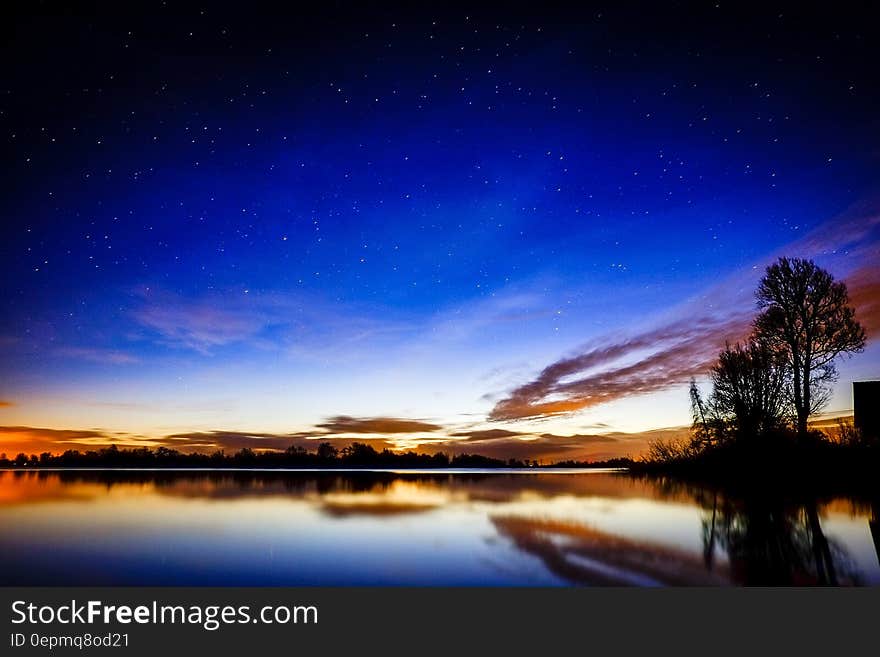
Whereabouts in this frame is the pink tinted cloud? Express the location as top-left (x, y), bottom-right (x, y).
top-left (490, 203), bottom-right (880, 422)
top-left (489, 313), bottom-right (753, 420)
top-left (133, 292), bottom-right (271, 354)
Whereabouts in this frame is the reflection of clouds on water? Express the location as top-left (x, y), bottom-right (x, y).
top-left (0, 470), bottom-right (877, 585)
top-left (312, 481), bottom-right (459, 517)
top-left (1, 469), bottom-right (681, 506)
top-left (491, 516), bottom-right (731, 586)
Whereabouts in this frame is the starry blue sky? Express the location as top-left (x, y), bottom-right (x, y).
top-left (1, 2), bottom-right (878, 459)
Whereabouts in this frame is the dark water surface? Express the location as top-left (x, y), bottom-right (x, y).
top-left (1, 469), bottom-right (877, 586)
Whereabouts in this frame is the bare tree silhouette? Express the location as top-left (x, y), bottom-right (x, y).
top-left (755, 257), bottom-right (865, 437)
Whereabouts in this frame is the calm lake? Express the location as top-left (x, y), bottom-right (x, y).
top-left (1, 468), bottom-right (877, 586)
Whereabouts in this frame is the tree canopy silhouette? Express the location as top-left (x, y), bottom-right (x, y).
top-left (650, 257), bottom-right (871, 470)
top-left (691, 339), bottom-right (788, 444)
top-left (754, 257), bottom-right (865, 437)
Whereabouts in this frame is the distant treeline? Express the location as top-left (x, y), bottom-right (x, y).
top-left (0, 442), bottom-right (632, 469)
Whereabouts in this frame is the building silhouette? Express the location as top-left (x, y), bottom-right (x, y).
top-left (853, 381), bottom-right (880, 439)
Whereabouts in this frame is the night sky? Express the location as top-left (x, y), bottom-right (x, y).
top-left (2, 2), bottom-right (879, 461)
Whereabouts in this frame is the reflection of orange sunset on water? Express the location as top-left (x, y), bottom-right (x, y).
top-left (1, 470), bottom-right (877, 586)
top-left (4, 2), bottom-right (880, 601)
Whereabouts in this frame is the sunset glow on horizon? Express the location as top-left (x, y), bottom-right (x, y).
top-left (2, 5), bottom-right (879, 462)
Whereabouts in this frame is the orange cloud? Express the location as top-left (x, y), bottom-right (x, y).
top-left (161, 430), bottom-right (399, 453)
top-left (0, 425), bottom-right (405, 457)
top-left (425, 427), bottom-right (677, 463)
top-left (489, 205), bottom-right (880, 423)
top-left (0, 421), bottom-right (688, 462)
top-left (846, 265), bottom-right (880, 339)
top-left (161, 430), bottom-right (317, 452)
top-left (0, 401), bottom-right (13, 408)
top-left (448, 429), bottom-right (525, 442)
top-left (0, 426), bottom-right (114, 456)
top-left (315, 416), bottom-right (443, 434)
top-left (489, 313), bottom-right (753, 421)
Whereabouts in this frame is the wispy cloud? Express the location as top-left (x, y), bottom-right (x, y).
top-left (0, 426), bottom-right (119, 455)
top-left (0, 418), bottom-right (665, 461)
top-left (846, 265), bottom-right (880, 339)
top-left (132, 289), bottom-right (275, 354)
top-left (55, 347), bottom-right (141, 365)
top-left (489, 203), bottom-right (880, 422)
top-left (130, 287), bottom-right (417, 358)
top-left (0, 426), bottom-right (110, 442)
top-left (446, 427), bottom-right (620, 445)
top-left (448, 428), bottom-right (526, 442)
top-left (489, 313), bottom-right (753, 420)
top-left (429, 431), bottom-right (627, 462)
top-left (162, 430), bottom-right (321, 452)
top-left (0, 401), bottom-right (13, 408)
top-left (424, 288), bottom-right (556, 343)
top-left (315, 416), bottom-right (443, 434)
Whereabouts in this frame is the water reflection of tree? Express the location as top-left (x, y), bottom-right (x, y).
top-left (633, 473), bottom-right (871, 585)
top-left (870, 498), bottom-right (880, 569)
top-left (701, 495), bottom-right (860, 585)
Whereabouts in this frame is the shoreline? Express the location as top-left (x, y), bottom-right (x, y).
top-left (0, 466), bottom-right (625, 474)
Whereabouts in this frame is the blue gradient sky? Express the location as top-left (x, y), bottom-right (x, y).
top-left (1, 3), bottom-right (878, 459)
